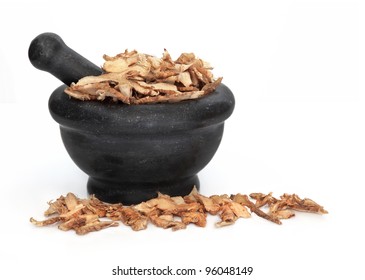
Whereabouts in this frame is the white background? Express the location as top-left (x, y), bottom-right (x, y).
top-left (1, 0), bottom-right (364, 279)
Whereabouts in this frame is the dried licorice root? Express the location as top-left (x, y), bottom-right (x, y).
top-left (65, 50), bottom-right (222, 104)
top-left (30, 187), bottom-right (328, 235)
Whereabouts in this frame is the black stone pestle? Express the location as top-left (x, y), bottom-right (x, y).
top-left (28, 32), bottom-right (102, 85)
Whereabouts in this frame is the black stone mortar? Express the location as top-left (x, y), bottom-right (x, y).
top-left (29, 33), bottom-right (235, 205)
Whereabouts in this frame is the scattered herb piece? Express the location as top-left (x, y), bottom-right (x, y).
top-left (30, 187), bottom-right (328, 235)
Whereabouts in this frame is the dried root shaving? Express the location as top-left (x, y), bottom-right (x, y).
top-left (65, 50), bottom-right (222, 104)
top-left (30, 188), bottom-right (328, 234)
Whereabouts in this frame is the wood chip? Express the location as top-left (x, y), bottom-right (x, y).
top-left (30, 189), bottom-right (327, 234)
top-left (65, 49), bottom-right (222, 104)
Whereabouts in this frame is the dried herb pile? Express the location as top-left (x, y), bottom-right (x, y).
top-left (30, 187), bottom-right (327, 235)
top-left (65, 50), bottom-right (222, 104)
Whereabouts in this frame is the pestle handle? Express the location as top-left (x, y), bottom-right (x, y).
top-left (28, 32), bottom-right (102, 85)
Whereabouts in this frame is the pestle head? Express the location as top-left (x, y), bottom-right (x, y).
top-left (28, 32), bottom-right (102, 85)
top-left (28, 33), bottom-right (64, 71)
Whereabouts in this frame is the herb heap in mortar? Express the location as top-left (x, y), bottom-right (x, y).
top-left (30, 187), bottom-right (328, 235)
top-left (65, 50), bottom-right (222, 104)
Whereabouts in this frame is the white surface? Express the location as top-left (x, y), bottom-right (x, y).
top-left (1, 0), bottom-right (364, 279)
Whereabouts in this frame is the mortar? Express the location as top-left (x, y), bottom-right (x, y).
top-left (29, 33), bottom-right (235, 204)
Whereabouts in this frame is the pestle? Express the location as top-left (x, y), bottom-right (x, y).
top-left (28, 32), bottom-right (102, 86)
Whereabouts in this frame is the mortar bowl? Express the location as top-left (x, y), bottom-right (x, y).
top-left (49, 83), bottom-right (235, 204)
